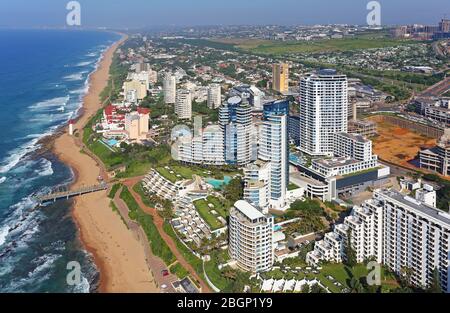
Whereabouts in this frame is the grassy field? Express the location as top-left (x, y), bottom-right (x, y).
top-left (193, 199), bottom-right (224, 230)
top-left (108, 183), bottom-right (122, 199)
top-left (206, 196), bottom-right (230, 218)
top-left (156, 165), bottom-right (208, 183)
top-left (288, 182), bottom-right (300, 191)
top-left (169, 262), bottom-right (189, 279)
top-left (212, 37), bottom-right (415, 55)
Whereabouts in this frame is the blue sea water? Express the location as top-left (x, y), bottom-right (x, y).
top-left (0, 30), bottom-right (120, 292)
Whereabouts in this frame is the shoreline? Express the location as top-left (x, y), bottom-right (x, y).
top-left (51, 33), bottom-right (159, 293)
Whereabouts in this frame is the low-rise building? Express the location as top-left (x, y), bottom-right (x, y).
top-left (420, 128), bottom-right (450, 177)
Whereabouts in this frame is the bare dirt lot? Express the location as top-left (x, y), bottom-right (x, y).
top-left (368, 116), bottom-right (437, 170)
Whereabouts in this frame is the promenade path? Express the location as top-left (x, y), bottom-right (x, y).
top-left (113, 187), bottom-right (178, 293)
top-left (123, 177), bottom-right (211, 293)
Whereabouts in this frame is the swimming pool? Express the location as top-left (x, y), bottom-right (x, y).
top-left (207, 176), bottom-right (232, 189)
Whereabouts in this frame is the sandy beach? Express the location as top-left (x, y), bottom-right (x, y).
top-left (52, 34), bottom-right (159, 293)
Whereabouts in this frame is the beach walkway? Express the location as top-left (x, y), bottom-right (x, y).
top-left (123, 177), bottom-right (212, 293)
top-left (113, 187), bottom-right (178, 293)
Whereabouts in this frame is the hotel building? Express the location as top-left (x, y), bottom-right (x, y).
top-left (124, 107), bottom-right (150, 141)
top-left (259, 111), bottom-right (289, 208)
top-left (299, 70), bottom-right (348, 156)
top-left (229, 200), bottom-right (274, 273)
top-left (123, 80), bottom-right (147, 101)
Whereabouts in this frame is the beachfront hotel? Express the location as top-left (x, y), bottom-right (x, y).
top-left (299, 69), bottom-right (348, 156)
top-left (124, 107), bottom-right (150, 141)
top-left (307, 188), bottom-right (450, 292)
top-left (229, 200), bottom-right (274, 273)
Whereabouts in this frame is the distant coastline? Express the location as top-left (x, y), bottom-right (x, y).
top-left (49, 31), bottom-right (158, 292)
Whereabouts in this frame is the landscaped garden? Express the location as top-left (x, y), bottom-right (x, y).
top-left (193, 198), bottom-right (226, 230)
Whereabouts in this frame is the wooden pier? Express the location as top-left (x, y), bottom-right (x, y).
top-left (36, 183), bottom-right (109, 205)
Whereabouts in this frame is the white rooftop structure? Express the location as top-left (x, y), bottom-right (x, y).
top-left (234, 200), bottom-right (265, 221)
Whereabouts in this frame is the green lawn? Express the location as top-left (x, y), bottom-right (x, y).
top-left (288, 182), bottom-right (300, 191)
top-left (156, 167), bottom-right (180, 183)
top-left (204, 252), bottom-right (230, 291)
top-left (108, 183), bottom-right (122, 199)
top-left (89, 139), bottom-right (124, 169)
top-left (206, 196), bottom-right (230, 218)
top-left (169, 262), bottom-right (189, 279)
top-left (194, 199), bottom-right (224, 230)
top-left (132, 182), bottom-right (155, 208)
top-left (162, 222), bottom-right (206, 286)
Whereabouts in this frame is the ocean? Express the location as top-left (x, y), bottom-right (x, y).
top-left (0, 29), bottom-right (121, 292)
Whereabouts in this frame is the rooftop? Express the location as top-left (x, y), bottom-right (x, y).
top-left (313, 157), bottom-right (360, 168)
top-left (377, 189), bottom-right (450, 226)
top-left (336, 132), bottom-right (369, 144)
top-left (234, 200), bottom-right (265, 221)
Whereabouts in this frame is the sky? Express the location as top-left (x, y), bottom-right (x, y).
top-left (0, 0), bottom-right (448, 29)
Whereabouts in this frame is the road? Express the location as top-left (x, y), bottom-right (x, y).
top-left (419, 76), bottom-right (450, 98)
top-left (122, 177), bottom-right (212, 293)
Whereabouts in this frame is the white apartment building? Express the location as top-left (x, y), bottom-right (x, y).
top-left (142, 169), bottom-right (193, 202)
top-left (229, 200), bottom-right (274, 273)
top-left (333, 132), bottom-right (373, 162)
top-left (308, 189), bottom-right (450, 293)
top-left (375, 190), bottom-right (450, 292)
top-left (163, 73), bottom-right (177, 104)
top-left (174, 125), bottom-right (225, 166)
top-left (235, 102), bottom-right (253, 166)
top-left (207, 84), bottom-right (222, 109)
top-left (243, 160), bottom-right (271, 213)
top-left (175, 89), bottom-right (192, 120)
top-left (307, 203), bottom-right (383, 265)
top-left (259, 114), bottom-right (288, 208)
top-left (299, 69), bottom-right (348, 156)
